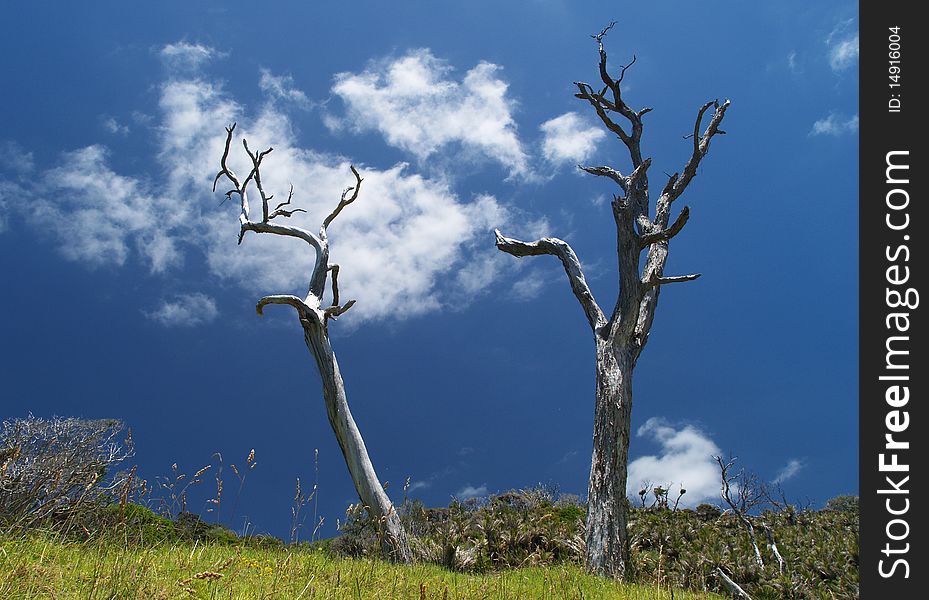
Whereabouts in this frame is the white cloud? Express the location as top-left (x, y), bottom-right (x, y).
top-left (810, 113), bottom-right (859, 136)
top-left (144, 293), bottom-right (219, 327)
top-left (152, 51), bottom-right (517, 323)
top-left (772, 459), bottom-right (804, 484)
top-left (829, 35), bottom-right (859, 71)
top-left (510, 271), bottom-right (547, 301)
top-left (590, 193), bottom-right (608, 207)
top-left (159, 42), bottom-right (220, 71)
top-left (627, 418), bottom-right (721, 506)
top-left (259, 69), bottom-right (311, 108)
top-left (826, 19), bottom-right (858, 72)
top-left (329, 49), bottom-right (530, 178)
top-left (787, 50), bottom-right (800, 73)
top-left (29, 145), bottom-right (182, 272)
top-left (539, 112), bottom-right (606, 165)
top-left (101, 116), bottom-right (130, 136)
top-left (0, 182), bottom-right (22, 233)
top-left (456, 484), bottom-right (488, 500)
top-left (3, 42), bottom-right (524, 326)
top-left (556, 450), bottom-right (579, 466)
top-left (407, 480), bottom-right (432, 493)
top-left (0, 140), bottom-right (35, 173)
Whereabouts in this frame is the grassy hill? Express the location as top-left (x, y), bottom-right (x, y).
top-left (1, 532), bottom-right (725, 600)
top-left (0, 491), bottom-right (858, 599)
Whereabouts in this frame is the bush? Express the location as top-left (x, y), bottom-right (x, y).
top-left (695, 503), bottom-right (722, 520)
top-left (0, 415), bottom-right (134, 528)
top-left (824, 495), bottom-right (859, 513)
top-left (330, 488), bottom-right (858, 599)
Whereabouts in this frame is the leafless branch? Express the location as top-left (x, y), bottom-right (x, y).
top-left (213, 124), bottom-right (249, 226)
top-left (715, 455), bottom-right (764, 569)
top-left (579, 165), bottom-right (628, 193)
top-left (662, 99), bottom-right (730, 208)
top-left (638, 206), bottom-right (690, 247)
top-left (323, 264), bottom-right (356, 324)
top-left (760, 522), bottom-right (787, 574)
top-left (644, 273), bottom-right (701, 289)
top-left (324, 300), bottom-right (356, 322)
top-left (494, 229), bottom-right (606, 331)
top-left (213, 125), bottom-right (322, 250)
top-left (716, 568), bottom-right (754, 600)
top-left (242, 139), bottom-right (274, 223)
top-left (268, 184), bottom-right (307, 220)
top-left (574, 82), bottom-right (633, 148)
top-left (255, 294), bottom-right (310, 316)
top-left (323, 165), bottom-right (362, 231)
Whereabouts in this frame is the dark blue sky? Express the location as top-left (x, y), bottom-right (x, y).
top-left (1, 1), bottom-right (857, 539)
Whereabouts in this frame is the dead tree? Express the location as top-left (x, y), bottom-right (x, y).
top-left (213, 124), bottom-right (412, 563)
top-left (716, 456), bottom-right (789, 575)
top-left (495, 24), bottom-right (729, 578)
top-left (715, 455), bottom-right (765, 569)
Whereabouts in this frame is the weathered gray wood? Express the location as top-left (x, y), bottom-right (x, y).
top-left (215, 126), bottom-right (411, 562)
top-left (716, 568), bottom-right (754, 600)
top-left (495, 25), bottom-right (729, 578)
top-left (761, 522), bottom-right (787, 574)
top-left (715, 455), bottom-right (765, 569)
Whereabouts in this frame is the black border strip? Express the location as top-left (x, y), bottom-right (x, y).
top-left (860, 1), bottom-right (924, 595)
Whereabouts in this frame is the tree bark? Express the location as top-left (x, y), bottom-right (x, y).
top-left (585, 340), bottom-right (634, 578)
top-left (301, 318), bottom-right (412, 562)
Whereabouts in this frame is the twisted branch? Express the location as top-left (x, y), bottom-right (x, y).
top-left (214, 125), bottom-right (367, 327)
top-left (494, 229), bottom-right (606, 331)
top-left (268, 184), bottom-right (307, 220)
top-left (323, 166), bottom-right (362, 231)
top-left (325, 264), bottom-right (356, 323)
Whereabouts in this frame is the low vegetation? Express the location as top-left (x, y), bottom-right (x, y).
top-left (332, 488), bottom-right (859, 599)
top-left (1, 530), bottom-right (725, 600)
top-left (2, 416), bottom-right (857, 598)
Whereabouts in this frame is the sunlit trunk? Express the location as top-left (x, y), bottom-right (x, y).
top-left (585, 340), bottom-right (634, 578)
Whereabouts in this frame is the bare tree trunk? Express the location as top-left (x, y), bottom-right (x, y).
top-left (213, 126), bottom-right (411, 562)
top-left (495, 24), bottom-right (729, 578)
top-left (301, 322), bottom-right (411, 562)
top-left (585, 341), bottom-right (634, 577)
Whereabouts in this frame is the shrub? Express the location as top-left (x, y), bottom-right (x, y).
top-left (695, 503), bottom-right (722, 520)
top-left (824, 495), bottom-right (859, 513)
top-left (330, 488), bottom-right (858, 599)
top-left (0, 415), bottom-right (134, 528)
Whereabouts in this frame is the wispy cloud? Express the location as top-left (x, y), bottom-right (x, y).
top-left (328, 49), bottom-right (530, 178)
top-left (456, 484), bottom-right (488, 500)
top-left (786, 50), bottom-right (800, 73)
top-left (556, 449), bottom-right (579, 466)
top-left (259, 69), bottom-right (311, 108)
top-left (0, 182), bottom-right (21, 233)
top-left (539, 112), bottom-right (605, 165)
top-left (510, 271), bottom-right (547, 301)
top-left (810, 113), bottom-right (858, 136)
top-left (627, 417), bottom-right (721, 506)
top-left (826, 19), bottom-right (858, 72)
top-left (0, 140), bottom-right (35, 174)
top-left (28, 145), bottom-right (182, 273)
top-left (772, 458), bottom-right (804, 484)
top-left (144, 293), bottom-right (218, 327)
top-left (101, 116), bottom-right (130, 136)
top-left (159, 41), bottom-right (220, 72)
top-left (407, 480), bottom-right (432, 493)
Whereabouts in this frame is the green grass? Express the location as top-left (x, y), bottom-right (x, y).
top-left (0, 532), bottom-right (726, 600)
